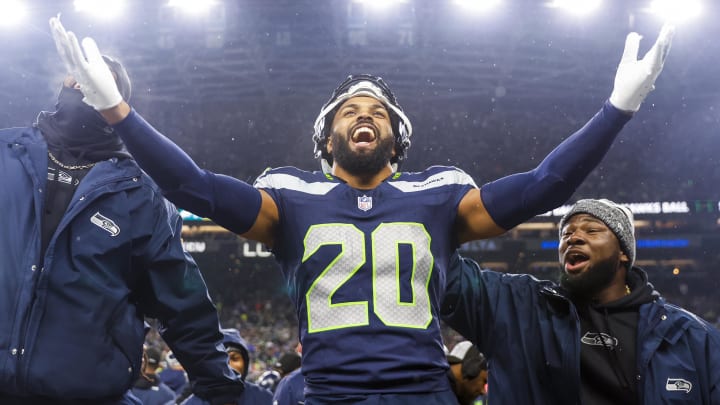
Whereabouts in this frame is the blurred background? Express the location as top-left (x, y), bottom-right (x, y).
top-left (1, 0), bottom-right (718, 379)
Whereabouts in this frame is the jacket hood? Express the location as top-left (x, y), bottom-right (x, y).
top-left (221, 328), bottom-right (250, 378)
top-left (601, 266), bottom-right (659, 310)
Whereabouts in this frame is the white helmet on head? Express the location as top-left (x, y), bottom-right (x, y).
top-left (312, 74), bottom-right (413, 173)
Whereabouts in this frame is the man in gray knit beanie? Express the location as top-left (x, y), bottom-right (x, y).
top-left (557, 198), bottom-right (640, 300)
top-left (559, 198), bottom-right (636, 269)
top-left (441, 197), bottom-right (720, 404)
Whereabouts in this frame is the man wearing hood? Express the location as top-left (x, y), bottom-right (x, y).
top-left (182, 328), bottom-right (273, 405)
top-left (442, 199), bottom-right (720, 404)
top-left (0, 47), bottom-right (243, 404)
top-left (222, 328), bottom-right (252, 380)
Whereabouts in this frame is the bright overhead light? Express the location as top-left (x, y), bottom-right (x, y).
top-left (168, 0), bottom-right (218, 14)
top-left (648, 0), bottom-right (702, 23)
top-left (453, 0), bottom-right (502, 13)
top-left (548, 0), bottom-right (602, 16)
top-left (74, 0), bottom-right (127, 18)
top-left (351, 0), bottom-right (409, 11)
top-left (0, 0), bottom-right (27, 27)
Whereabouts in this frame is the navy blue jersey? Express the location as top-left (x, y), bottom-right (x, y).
top-left (255, 165), bottom-right (476, 396)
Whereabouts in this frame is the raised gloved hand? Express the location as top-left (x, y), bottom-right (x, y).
top-left (609, 24), bottom-right (675, 113)
top-left (49, 16), bottom-right (123, 110)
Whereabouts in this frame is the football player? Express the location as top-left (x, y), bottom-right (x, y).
top-left (50, 17), bottom-right (673, 405)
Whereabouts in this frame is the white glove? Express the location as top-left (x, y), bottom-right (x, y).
top-left (609, 24), bottom-right (675, 113)
top-left (49, 17), bottom-right (123, 110)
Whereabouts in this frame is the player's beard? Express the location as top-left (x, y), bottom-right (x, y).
top-left (330, 129), bottom-right (395, 176)
top-left (559, 254), bottom-right (621, 299)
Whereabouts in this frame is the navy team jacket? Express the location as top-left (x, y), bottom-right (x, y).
top-left (0, 127), bottom-right (242, 402)
top-left (441, 255), bottom-right (720, 404)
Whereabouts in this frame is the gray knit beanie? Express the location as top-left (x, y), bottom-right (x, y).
top-left (559, 199), bottom-right (636, 268)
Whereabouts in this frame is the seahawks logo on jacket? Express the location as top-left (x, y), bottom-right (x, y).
top-left (90, 212), bottom-right (120, 236)
top-left (580, 332), bottom-right (618, 348)
top-left (48, 167), bottom-right (80, 186)
top-left (666, 378), bottom-right (692, 393)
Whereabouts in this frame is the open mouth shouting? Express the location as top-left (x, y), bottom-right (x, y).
top-left (350, 124), bottom-right (378, 147)
top-left (564, 250), bottom-right (590, 273)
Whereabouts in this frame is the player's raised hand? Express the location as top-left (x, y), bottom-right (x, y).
top-left (49, 16), bottom-right (123, 110)
top-left (609, 24), bottom-right (675, 113)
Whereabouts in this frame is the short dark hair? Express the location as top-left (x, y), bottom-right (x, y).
top-left (144, 346), bottom-right (162, 367)
top-left (447, 341), bottom-right (487, 380)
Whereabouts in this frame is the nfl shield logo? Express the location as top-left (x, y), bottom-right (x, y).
top-left (357, 195), bottom-right (373, 211)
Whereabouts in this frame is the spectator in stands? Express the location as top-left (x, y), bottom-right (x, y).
top-left (0, 18), bottom-right (243, 405)
top-left (182, 328), bottom-right (273, 405)
top-left (158, 351), bottom-right (189, 396)
top-left (272, 343), bottom-right (304, 405)
top-left (272, 368), bottom-right (304, 405)
top-left (132, 346), bottom-right (176, 405)
top-left (442, 198), bottom-right (720, 404)
top-left (446, 341), bottom-right (488, 405)
top-left (257, 352), bottom-right (302, 393)
top-left (225, 331), bottom-right (250, 379)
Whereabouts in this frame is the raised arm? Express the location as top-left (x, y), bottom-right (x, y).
top-left (49, 17), bottom-right (278, 245)
top-left (456, 24), bottom-right (675, 243)
top-left (109, 109), bottom-right (279, 245)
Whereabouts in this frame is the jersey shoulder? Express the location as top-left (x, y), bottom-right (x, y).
top-left (388, 165), bottom-right (477, 192)
top-left (254, 166), bottom-right (338, 194)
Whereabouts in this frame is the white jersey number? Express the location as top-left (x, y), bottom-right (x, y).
top-left (303, 223), bottom-right (433, 333)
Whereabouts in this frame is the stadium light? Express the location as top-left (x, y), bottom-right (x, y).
top-left (168, 0), bottom-right (218, 15)
top-left (0, 0), bottom-right (27, 27)
top-left (453, 0), bottom-right (502, 13)
top-left (547, 0), bottom-right (602, 16)
top-left (351, 0), bottom-right (410, 11)
top-left (74, 0), bottom-right (126, 18)
top-left (647, 0), bottom-right (702, 23)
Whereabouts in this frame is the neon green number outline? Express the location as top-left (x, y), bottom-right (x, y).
top-left (372, 223), bottom-right (433, 329)
top-left (305, 224), bottom-right (368, 332)
top-left (304, 222), bottom-right (433, 333)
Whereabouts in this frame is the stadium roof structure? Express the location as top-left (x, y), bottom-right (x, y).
top-left (0, 0), bottom-right (718, 203)
top-left (0, 0), bottom-right (717, 106)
